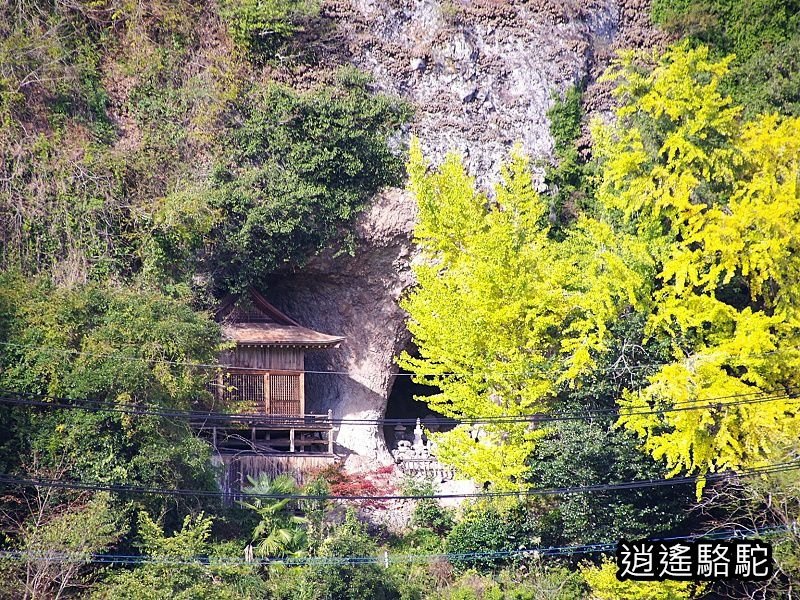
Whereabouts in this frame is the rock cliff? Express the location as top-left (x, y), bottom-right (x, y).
top-left (267, 188), bottom-right (416, 463)
top-left (269, 0), bottom-right (662, 462)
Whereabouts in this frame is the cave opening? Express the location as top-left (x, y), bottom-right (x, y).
top-left (384, 366), bottom-right (455, 454)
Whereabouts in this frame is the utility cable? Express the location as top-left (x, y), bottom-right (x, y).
top-left (0, 460), bottom-right (797, 502)
top-left (0, 525), bottom-right (789, 567)
top-left (0, 388), bottom-right (797, 427)
top-left (0, 341), bottom-right (789, 377)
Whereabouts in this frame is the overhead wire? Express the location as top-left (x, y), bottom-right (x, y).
top-left (0, 525), bottom-right (789, 567)
top-left (0, 460), bottom-right (797, 502)
top-left (0, 387), bottom-right (797, 427)
top-left (0, 339), bottom-right (668, 374)
top-left (0, 340), bottom-right (788, 377)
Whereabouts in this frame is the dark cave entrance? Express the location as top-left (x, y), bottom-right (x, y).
top-left (384, 366), bottom-right (455, 452)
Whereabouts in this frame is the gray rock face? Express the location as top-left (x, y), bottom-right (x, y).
top-left (266, 188), bottom-right (416, 462)
top-left (326, 0), bottom-right (641, 185)
top-left (268, 0), bottom-right (664, 463)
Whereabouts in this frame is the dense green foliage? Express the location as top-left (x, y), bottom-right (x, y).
top-left (528, 421), bottom-right (692, 544)
top-left (211, 70), bottom-right (411, 290)
top-left (219, 0), bottom-right (321, 59)
top-left (312, 511), bottom-right (400, 600)
top-left (544, 85), bottom-right (593, 230)
top-left (0, 276), bottom-right (220, 499)
top-left (92, 512), bottom-right (267, 599)
top-left (444, 501), bottom-right (562, 574)
top-left (0, 0), bottom-right (408, 294)
top-left (651, 0), bottom-right (800, 117)
top-left (238, 474), bottom-right (308, 557)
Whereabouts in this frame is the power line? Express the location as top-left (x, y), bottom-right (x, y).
top-left (0, 340), bottom-right (666, 374)
top-left (0, 387), bottom-right (797, 427)
top-left (0, 525), bottom-right (789, 567)
top-left (0, 461), bottom-right (797, 502)
top-left (0, 340), bottom-right (787, 377)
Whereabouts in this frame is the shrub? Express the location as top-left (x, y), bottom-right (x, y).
top-left (404, 479), bottom-right (454, 535)
top-left (412, 498), bottom-right (454, 535)
top-left (445, 507), bottom-right (515, 573)
top-left (444, 499), bottom-right (564, 574)
top-left (218, 0), bottom-right (321, 58)
top-left (92, 512), bottom-right (267, 599)
top-left (317, 464), bottom-right (398, 509)
top-left (310, 510), bottom-right (400, 600)
top-left (210, 75), bottom-right (411, 291)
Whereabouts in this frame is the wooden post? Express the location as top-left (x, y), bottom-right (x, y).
top-left (289, 428), bottom-right (295, 453)
top-left (327, 409), bottom-right (334, 455)
top-left (264, 372), bottom-right (271, 415)
top-left (299, 371), bottom-right (305, 417)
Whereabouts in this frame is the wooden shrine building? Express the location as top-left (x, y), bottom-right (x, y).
top-left (195, 289), bottom-right (343, 489)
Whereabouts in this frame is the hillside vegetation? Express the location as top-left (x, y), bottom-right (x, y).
top-left (0, 0), bottom-right (409, 293)
top-left (0, 1), bottom-right (799, 599)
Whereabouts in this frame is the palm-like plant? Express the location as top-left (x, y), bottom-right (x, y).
top-left (238, 473), bottom-right (308, 558)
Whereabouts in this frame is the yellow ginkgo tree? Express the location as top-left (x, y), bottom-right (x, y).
top-left (402, 42), bottom-right (800, 492)
top-left (596, 43), bottom-right (800, 486)
top-left (400, 141), bottom-right (653, 487)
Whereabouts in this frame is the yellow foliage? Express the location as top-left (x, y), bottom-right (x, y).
top-left (581, 558), bottom-right (706, 599)
top-left (430, 425), bottom-right (545, 491)
top-left (402, 140), bottom-right (652, 487)
top-left (405, 42), bottom-right (800, 491)
top-left (596, 43), bottom-right (800, 485)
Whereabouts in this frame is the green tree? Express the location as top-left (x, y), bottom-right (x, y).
top-left (219, 0), bottom-right (321, 58)
top-left (92, 511), bottom-right (266, 599)
top-left (309, 510), bottom-right (399, 600)
top-left (527, 420), bottom-right (693, 544)
top-left (0, 1), bottom-right (409, 291)
top-left (238, 473), bottom-right (308, 557)
top-left (210, 72), bottom-right (411, 291)
top-left (0, 490), bottom-right (123, 600)
top-left (0, 276), bottom-right (221, 500)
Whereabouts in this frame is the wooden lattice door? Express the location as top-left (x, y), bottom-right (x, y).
top-left (210, 370), bottom-right (302, 416)
top-left (219, 372), bottom-right (266, 413)
top-left (269, 373), bottom-right (302, 416)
